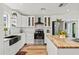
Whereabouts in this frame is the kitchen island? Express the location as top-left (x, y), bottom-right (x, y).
top-left (46, 35), bottom-right (79, 55)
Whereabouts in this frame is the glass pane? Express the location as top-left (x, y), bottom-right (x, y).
top-left (28, 17), bottom-right (30, 26)
top-left (45, 17), bottom-right (47, 26)
top-left (48, 17), bottom-right (50, 26)
top-left (32, 17), bottom-right (34, 26)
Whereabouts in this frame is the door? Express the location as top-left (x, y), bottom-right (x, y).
top-left (72, 23), bottom-right (76, 38)
top-left (52, 21), bottom-right (55, 35)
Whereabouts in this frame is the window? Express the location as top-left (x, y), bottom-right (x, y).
top-left (45, 17), bottom-right (47, 26)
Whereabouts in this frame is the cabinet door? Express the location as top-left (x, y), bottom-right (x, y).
top-left (17, 14), bottom-right (22, 27)
top-left (48, 17), bottom-right (50, 26)
top-left (26, 28), bottom-right (34, 44)
top-left (44, 16), bottom-right (51, 27)
top-left (44, 17), bottom-right (47, 26)
top-left (26, 33), bottom-right (34, 44)
top-left (32, 17), bottom-right (35, 26)
top-left (28, 16), bottom-right (35, 27)
top-left (22, 16), bottom-right (27, 27)
top-left (46, 36), bottom-right (57, 55)
top-left (28, 17), bottom-right (31, 26)
top-left (4, 41), bottom-right (10, 55)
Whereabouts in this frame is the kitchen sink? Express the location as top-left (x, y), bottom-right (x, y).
top-left (5, 35), bottom-right (18, 38)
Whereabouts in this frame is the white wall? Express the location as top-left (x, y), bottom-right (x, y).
top-left (0, 4), bottom-right (12, 54)
top-left (0, 4), bottom-right (24, 55)
top-left (0, 4), bottom-right (4, 55)
top-left (0, 4), bottom-right (13, 54)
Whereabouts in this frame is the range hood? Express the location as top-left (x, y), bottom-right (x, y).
top-left (35, 17), bottom-right (44, 25)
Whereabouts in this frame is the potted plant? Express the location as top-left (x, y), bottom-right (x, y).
top-left (4, 27), bottom-right (8, 36)
top-left (56, 19), bottom-right (62, 22)
top-left (59, 31), bottom-right (67, 38)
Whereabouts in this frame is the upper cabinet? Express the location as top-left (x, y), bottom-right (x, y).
top-left (21, 16), bottom-right (27, 27)
top-left (16, 15), bottom-right (51, 27)
top-left (44, 16), bottom-right (51, 27)
top-left (15, 11), bottom-right (22, 27)
top-left (17, 15), bottom-right (35, 27)
top-left (48, 17), bottom-right (50, 26)
top-left (27, 16), bottom-right (35, 27)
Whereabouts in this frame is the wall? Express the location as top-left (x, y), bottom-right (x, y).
top-left (2, 4), bottom-right (26, 55)
top-left (0, 4), bottom-right (12, 54)
top-left (0, 4), bottom-right (24, 55)
top-left (0, 4), bottom-right (4, 54)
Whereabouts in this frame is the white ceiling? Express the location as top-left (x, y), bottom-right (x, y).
top-left (4, 3), bottom-right (79, 15)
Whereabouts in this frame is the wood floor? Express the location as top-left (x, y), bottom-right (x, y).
top-left (16, 44), bottom-right (47, 55)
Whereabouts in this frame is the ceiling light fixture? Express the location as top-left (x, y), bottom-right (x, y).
top-left (41, 8), bottom-right (46, 11)
top-left (67, 9), bottom-right (70, 12)
top-left (41, 8), bottom-right (46, 15)
top-left (59, 3), bottom-right (68, 7)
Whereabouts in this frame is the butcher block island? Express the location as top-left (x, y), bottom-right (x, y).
top-left (46, 35), bottom-right (79, 55)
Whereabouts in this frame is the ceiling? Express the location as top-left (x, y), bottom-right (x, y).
top-left (4, 3), bottom-right (79, 15)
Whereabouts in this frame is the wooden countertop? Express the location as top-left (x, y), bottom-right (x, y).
top-left (47, 35), bottom-right (79, 48)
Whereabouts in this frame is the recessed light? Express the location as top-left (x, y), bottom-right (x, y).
top-left (67, 9), bottom-right (70, 12)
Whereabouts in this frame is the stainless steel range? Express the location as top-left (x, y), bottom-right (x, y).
top-left (34, 17), bottom-right (45, 45)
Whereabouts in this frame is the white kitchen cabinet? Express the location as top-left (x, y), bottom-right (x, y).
top-left (21, 16), bottom-right (27, 27)
top-left (43, 16), bottom-right (52, 35)
top-left (44, 16), bottom-right (51, 27)
top-left (16, 12), bottom-right (22, 27)
top-left (15, 12), bottom-right (27, 27)
top-left (27, 16), bottom-right (35, 27)
top-left (4, 40), bottom-right (10, 55)
top-left (25, 28), bottom-right (34, 44)
top-left (25, 16), bottom-right (35, 44)
top-left (45, 35), bottom-right (57, 55)
top-left (46, 35), bottom-right (79, 55)
top-left (26, 33), bottom-right (34, 44)
top-left (4, 33), bottom-right (25, 55)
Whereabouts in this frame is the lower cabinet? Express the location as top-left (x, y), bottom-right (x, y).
top-left (45, 35), bottom-right (79, 55)
top-left (26, 33), bottom-right (34, 44)
top-left (4, 33), bottom-right (25, 55)
top-left (25, 28), bottom-right (34, 44)
top-left (45, 36), bottom-right (57, 55)
top-left (4, 40), bottom-right (22, 55)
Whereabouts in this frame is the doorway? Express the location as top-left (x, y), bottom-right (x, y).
top-left (72, 23), bottom-right (76, 38)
